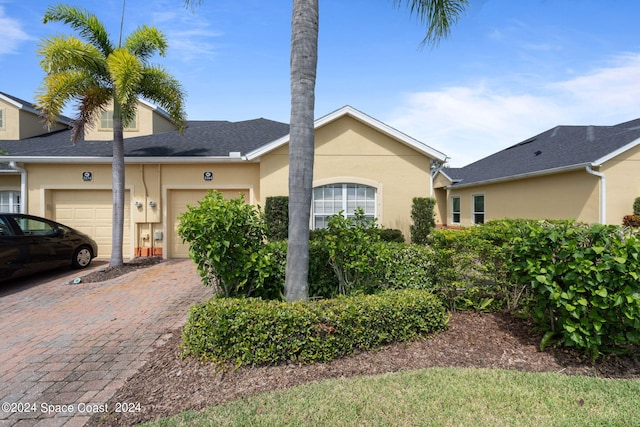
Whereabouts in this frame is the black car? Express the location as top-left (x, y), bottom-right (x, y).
top-left (0, 213), bottom-right (99, 282)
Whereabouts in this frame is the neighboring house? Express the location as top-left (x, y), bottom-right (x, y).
top-left (0, 91), bottom-right (446, 259)
top-left (434, 118), bottom-right (640, 227)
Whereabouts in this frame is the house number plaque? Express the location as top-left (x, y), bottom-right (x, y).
top-left (82, 171), bottom-right (93, 182)
top-left (203, 171), bottom-right (213, 181)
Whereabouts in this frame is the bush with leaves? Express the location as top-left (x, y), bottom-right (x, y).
top-left (634, 197), bottom-right (640, 216)
top-left (324, 208), bottom-right (380, 295)
top-left (410, 197), bottom-right (436, 244)
top-left (506, 221), bottom-right (640, 357)
top-left (182, 289), bottom-right (448, 367)
top-left (177, 190), bottom-right (268, 298)
top-left (265, 196), bottom-right (288, 241)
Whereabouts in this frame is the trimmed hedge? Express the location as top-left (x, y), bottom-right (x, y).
top-left (182, 289), bottom-right (448, 367)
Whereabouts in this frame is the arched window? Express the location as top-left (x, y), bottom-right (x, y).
top-left (312, 183), bottom-right (376, 229)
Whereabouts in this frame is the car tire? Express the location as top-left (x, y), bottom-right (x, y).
top-left (72, 246), bottom-right (93, 269)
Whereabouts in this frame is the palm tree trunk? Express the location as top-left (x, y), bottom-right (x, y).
top-left (284, 0), bottom-right (318, 301)
top-left (111, 101), bottom-right (125, 267)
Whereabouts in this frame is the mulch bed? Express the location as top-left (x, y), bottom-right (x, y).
top-left (87, 310), bottom-right (640, 426)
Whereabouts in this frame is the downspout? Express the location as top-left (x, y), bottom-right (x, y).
top-left (586, 165), bottom-right (606, 224)
top-left (9, 161), bottom-right (27, 214)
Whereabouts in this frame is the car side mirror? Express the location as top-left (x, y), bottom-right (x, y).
top-left (53, 228), bottom-right (66, 237)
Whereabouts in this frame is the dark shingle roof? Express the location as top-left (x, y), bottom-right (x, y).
top-left (0, 118), bottom-right (290, 159)
top-left (447, 118), bottom-right (640, 187)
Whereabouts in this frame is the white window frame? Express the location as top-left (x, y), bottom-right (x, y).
top-left (0, 191), bottom-right (21, 213)
top-left (312, 183), bottom-right (377, 229)
top-left (451, 196), bottom-right (461, 224)
top-left (99, 110), bottom-right (138, 131)
top-left (0, 108), bottom-right (5, 130)
top-left (472, 194), bottom-right (485, 225)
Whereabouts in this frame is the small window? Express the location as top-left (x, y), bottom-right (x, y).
top-left (0, 109), bottom-right (4, 130)
top-left (451, 196), bottom-right (461, 224)
top-left (473, 195), bottom-right (485, 224)
top-left (0, 191), bottom-right (20, 213)
top-left (99, 111), bottom-right (138, 131)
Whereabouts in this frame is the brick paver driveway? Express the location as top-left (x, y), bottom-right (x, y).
top-left (0, 259), bottom-right (210, 426)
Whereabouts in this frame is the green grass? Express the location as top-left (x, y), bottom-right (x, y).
top-left (142, 367), bottom-right (640, 427)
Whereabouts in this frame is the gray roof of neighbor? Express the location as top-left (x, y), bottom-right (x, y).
top-left (0, 118), bottom-right (290, 159)
top-left (445, 118), bottom-right (640, 187)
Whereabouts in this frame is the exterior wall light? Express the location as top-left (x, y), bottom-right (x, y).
top-left (149, 201), bottom-right (157, 207)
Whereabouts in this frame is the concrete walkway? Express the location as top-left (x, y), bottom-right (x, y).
top-left (0, 259), bottom-right (211, 426)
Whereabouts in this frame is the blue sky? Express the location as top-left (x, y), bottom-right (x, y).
top-left (2, 0), bottom-right (640, 166)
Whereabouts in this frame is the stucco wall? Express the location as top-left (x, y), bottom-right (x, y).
top-left (448, 169), bottom-right (600, 226)
top-left (260, 115), bottom-right (432, 239)
top-left (84, 102), bottom-right (164, 141)
top-left (601, 144), bottom-right (640, 224)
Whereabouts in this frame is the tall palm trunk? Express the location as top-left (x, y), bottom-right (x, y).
top-left (111, 101), bottom-right (125, 267)
top-left (284, 0), bottom-right (318, 301)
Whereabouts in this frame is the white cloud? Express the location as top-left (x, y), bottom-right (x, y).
top-left (0, 6), bottom-right (33, 56)
top-left (388, 52), bottom-right (640, 167)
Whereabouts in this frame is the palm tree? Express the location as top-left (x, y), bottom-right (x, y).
top-left (36, 4), bottom-right (186, 267)
top-left (184, 0), bottom-right (467, 300)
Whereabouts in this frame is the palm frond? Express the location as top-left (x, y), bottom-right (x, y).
top-left (125, 25), bottom-right (168, 62)
top-left (36, 70), bottom-right (93, 130)
top-left (70, 87), bottom-right (112, 142)
top-left (139, 66), bottom-right (187, 133)
top-left (38, 35), bottom-right (109, 78)
top-left (394, 0), bottom-right (469, 47)
top-left (43, 4), bottom-right (114, 56)
top-left (107, 48), bottom-right (144, 124)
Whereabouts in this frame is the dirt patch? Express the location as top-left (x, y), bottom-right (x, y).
top-left (87, 310), bottom-right (640, 427)
top-left (79, 257), bottom-right (165, 283)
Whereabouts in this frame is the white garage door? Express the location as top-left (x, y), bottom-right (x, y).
top-left (168, 189), bottom-right (249, 259)
top-left (52, 190), bottom-right (131, 259)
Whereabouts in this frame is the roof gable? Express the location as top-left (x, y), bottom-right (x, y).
top-left (245, 105), bottom-right (447, 162)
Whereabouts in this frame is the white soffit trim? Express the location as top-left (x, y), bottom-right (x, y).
top-left (245, 105), bottom-right (448, 162)
top-left (591, 136), bottom-right (640, 166)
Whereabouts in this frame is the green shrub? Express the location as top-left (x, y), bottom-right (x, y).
top-left (634, 197), bottom-right (640, 216)
top-left (182, 289), bottom-right (448, 367)
top-left (324, 208), bottom-right (380, 295)
top-left (376, 228), bottom-right (405, 243)
top-left (426, 227), bottom-right (510, 311)
top-left (410, 197), bottom-right (436, 244)
top-left (177, 190), bottom-right (267, 298)
top-left (260, 240), bottom-right (338, 300)
top-left (506, 221), bottom-right (640, 357)
top-left (373, 242), bottom-right (435, 291)
top-left (265, 196), bottom-right (288, 241)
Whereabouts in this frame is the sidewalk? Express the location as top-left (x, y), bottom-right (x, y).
top-left (0, 259), bottom-right (211, 426)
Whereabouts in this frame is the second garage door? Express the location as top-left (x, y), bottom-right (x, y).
top-left (168, 189), bottom-right (249, 259)
top-left (52, 190), bottom-right (131, 259)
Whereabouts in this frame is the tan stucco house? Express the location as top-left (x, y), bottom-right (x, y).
top-left (0, 91), bottom-right (447, 259)
top-left (435, 119), bottom-right (640, 227)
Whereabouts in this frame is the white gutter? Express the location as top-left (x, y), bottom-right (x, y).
top-left (586, 165), bottom-right (606, 224)
top-left (8, 161), bottom-right (27, 214)
top-left (1, 156), bottom-right (249, 164)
